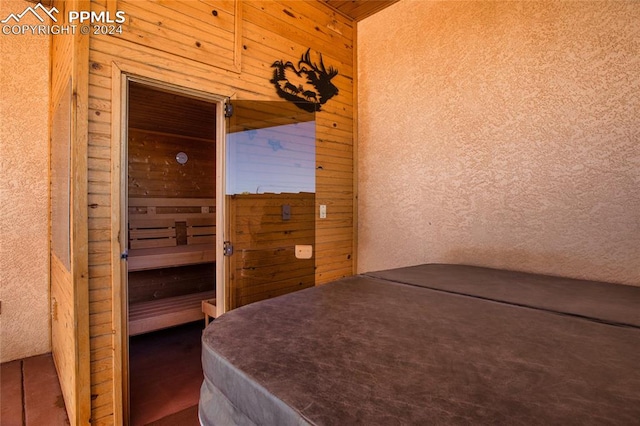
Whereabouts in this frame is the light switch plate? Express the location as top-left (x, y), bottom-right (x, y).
top-left (319, 204), bottom-right (327, 219)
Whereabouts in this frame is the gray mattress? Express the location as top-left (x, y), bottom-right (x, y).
top-left (199, 264), bottom-right (640, 425)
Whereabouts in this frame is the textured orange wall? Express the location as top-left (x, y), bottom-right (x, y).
top-left (0, 0), bottom-right (51, 361)
top-left (357, 1), bottom-right (639, 285)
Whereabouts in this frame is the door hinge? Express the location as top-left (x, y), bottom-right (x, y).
top-left (121, 249), bottom-right (128, 260)
top-left (223, 241), bottom-right (234, 256)
top-left (224, 101), bottom-right (234, 118)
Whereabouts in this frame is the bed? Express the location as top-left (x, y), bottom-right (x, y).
top-left (199, 264), bottom-right (640, 425)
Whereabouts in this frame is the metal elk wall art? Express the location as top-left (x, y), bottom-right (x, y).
top-left (271, 48), bottom-right (339, 112)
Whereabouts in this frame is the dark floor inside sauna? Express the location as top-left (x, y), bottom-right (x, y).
top-left (129, 321), bottom-right (204, 425)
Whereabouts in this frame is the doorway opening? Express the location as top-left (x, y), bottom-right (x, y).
top-left (119, 79), bottom-right (319, 423)
top-left (125, 80), bottom-right (218, 424)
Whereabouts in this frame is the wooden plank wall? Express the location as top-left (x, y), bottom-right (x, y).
top-left (50, 255), bottom-right (78, 425)
top-left (50, 1), bottom-right (92, 425)
top-left (86, 0), bottom-right (355, 423)
top-left (128, 264), bottom-right (215, 304)
top-left (128, 129), bottom-right (216, 198)
top-left (229, 193), bottom-right (316, 309)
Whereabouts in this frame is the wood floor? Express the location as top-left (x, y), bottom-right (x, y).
top-left (1, 321), bottom-right (203, 426)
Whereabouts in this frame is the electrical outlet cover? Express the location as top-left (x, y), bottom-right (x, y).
top-left (295, 244), bottom-right (313, 259)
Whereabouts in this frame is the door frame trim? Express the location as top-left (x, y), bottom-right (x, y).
top-left (111, 61), bottom-right (227, 424)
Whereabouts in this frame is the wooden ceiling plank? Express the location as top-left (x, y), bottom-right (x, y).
top-left (322, 0), bottom-right (399, 21)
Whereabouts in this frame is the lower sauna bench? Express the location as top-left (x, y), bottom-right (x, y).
top-left (128, 290), bottom-right (216, 336)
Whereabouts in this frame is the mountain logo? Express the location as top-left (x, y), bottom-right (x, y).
top-left (1, 3), bottom-right (59, 24)
top-left (271, 49), bottom-right (339, 113)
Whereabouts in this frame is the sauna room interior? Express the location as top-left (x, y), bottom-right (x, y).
top-left (125, 81), bottom-right (217, 336)
top-left (1, 0), bottom-right (638, 425)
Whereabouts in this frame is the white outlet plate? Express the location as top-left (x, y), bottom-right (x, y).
top-left (295, 245), bottom-right (313, 259)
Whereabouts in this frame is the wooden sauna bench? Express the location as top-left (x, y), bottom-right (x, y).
top-left (127, 197), bottom-right (216, 336)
